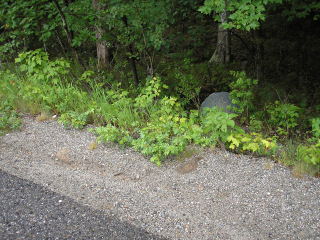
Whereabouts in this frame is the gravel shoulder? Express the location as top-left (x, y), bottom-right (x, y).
top-left (0, 116), bottom-right (319, 240)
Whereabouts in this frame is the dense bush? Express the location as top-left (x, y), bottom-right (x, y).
top-left (0, 50), bottom-right (319, 175)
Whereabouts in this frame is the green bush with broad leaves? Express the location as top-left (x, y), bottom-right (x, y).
top-left (132, 97), bottom-right (196, 165)
top-left (248, 115), bottom-right (264, 132)
top-left (172, 58), bottom-right (202, 108)
top-left (132, 106), bottom-right (240, 165)
top-left (4, 49), bottom-right (313, 169)
top-left (201, 107), bottom-right (240, 144)
top-left (15, 49), bottom-right (70, 85)
top-left (94, 124), bottom-right (133, 146)
top-left (0, 107), bottom-right (22, 136)
top-left (266, 101), bottom-right (300, 136)
top-left (58, 109), bottom-right (94, 129)
top-left (227, 132), bottom-right (278, 156)
top-left (311, 118), bottom-right (320, 140)
top-left (296, 141), bottom-right (320, 166)
top-left (229, 71), bottom-right (258, 123)
top-left (295, 118), bottom-right (320, 168)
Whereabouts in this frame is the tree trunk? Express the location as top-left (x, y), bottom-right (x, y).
top-left (52, 0), bottom-right (79, 62)
top-left (95, 27), bottom-right (110, 69)
top-left (92, 0), bottom-right (110, 69)
top-left (210, 9), bottom-right (231, 64)
top-left (122, 16), bottom-right (139, 85)
top-left (253, 30), bottom-right (264, 81)
top-left (128, 45), bottom-right (139, 85)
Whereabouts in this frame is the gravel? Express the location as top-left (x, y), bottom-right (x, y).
top-left (0, 116), bottom-right (319, 240)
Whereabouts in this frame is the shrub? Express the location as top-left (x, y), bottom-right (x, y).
top-left (201, 107), bottom-right (240, 144)
top-left (294, 118), bottom-right (320, 173)
top-left (227, 132), bottom-right (277, 156)
top-left (296, 141), bottom-right (320, 167)
top-left (311, 118), bottom-right (320, 140)
top-left (0, 106), bottom-right (21, 136)
top-left (173, 59), bottom-right (202, 107)
top-left (266, 101), bottom-right (300, 136)
top-left (94, 125), bottom-right (133, 146)
top-left (58, 109), bottom-right (94, 129)
top-left (132, 96), bottom-right (191, 165)
top-left (229, 71), bottom-right (258, 123)
top-left (249, 115), bottom-right (264, 132)
top-left (15, 49), bottom-right (70, 85)
top-left (132, 106), bottom-right (240, 165)
top-left (2, 51), bottom-right (284, 166)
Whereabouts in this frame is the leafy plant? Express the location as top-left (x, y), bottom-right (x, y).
top-left (132, 96), bottom-right (190, 165)
top-left (249, 115), bottom-right (264, 132)
top-left (15, 49), bottom-right (70, 85)
top-left (276, 140), bottom-right (299, 167)
top-left (227, 132), bottom-right (277, 156)
top-left (311, 117), bottom-right (320, 141)
top-left (0, 107), bottom-right (22, 136)
top-left (229, 71), bottom-right (258, 123)
top-left (135, 76), bottom-right (168, 110)
top-left (201, 107), bottom-right (239, 144)
top-left (297, 141), bottom-right (320, 167)
top-left (266, 101), bottom-right (300, 136)
top-left (94, 125), bottom-right (133, 146)
top-left (58, 109), bottom-right (94, 129)
top-left (173, 58), bottom-right (202, 107)
top-left (293, 117), bottom-right (320, 174)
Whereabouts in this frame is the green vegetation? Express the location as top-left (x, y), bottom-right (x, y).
top-left (0, 107), bottom-right (22, 136)
top-left (0, 0), bottom-right (319, 175)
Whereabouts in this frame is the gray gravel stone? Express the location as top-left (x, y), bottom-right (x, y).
top-left (0, 116), bottom-right (320, 240)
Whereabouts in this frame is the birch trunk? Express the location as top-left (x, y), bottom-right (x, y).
top-left (92, 0), bottom-right (110, 69)
top-left (210, 9), bottom-right (230, 64)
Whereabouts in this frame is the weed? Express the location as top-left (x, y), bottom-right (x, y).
top-left (311, 118), bottom-right (320, 140)
top-left (0, 108), bottom-right (22, 136)
top-left (201, 107), bottom-right (240, 144)
top-left (227, 132), bottom-right (277, 157)
top-left (266, 101), bottom-right (300, 137)
top-left (229, 71), bottom-right (258, 123)
top-left (36, 112), bottom-right (51, 122)
top-left (15, 49), bottom-right (70, 85)
top-left (276, 140), bottom-right (299, 167)
top-left (297, 141), bottom-right (320, 167)
top-left (94, 125), bottom-right (133, 146)
top-left (58, 109), bottom-right (94, 129)
top-left (3, 50), bottom-right (316, 171)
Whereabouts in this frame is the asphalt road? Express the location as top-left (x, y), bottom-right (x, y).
top-left (0, 170), bottom-right (167, 240)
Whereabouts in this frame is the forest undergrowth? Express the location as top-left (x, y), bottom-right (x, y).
top-left (0, 50), bottom-right (319, 176)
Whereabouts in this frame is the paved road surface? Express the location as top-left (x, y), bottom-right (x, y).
top-left (0, 170), bottom-right (166, 240)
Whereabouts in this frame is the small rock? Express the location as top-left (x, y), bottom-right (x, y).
top-left (198, 184), bottom-right (205, 191)
top-left (88, 141), bottom-right (97, 150)
top-left (56, 148), bottom-right (71, 164)
top-left (36, 112), bottom-right (50, 122)
top-left (176, 156), bottom-right (202, 174)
